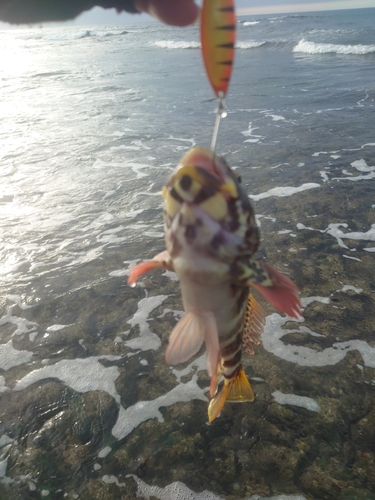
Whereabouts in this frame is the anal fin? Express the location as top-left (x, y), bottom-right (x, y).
top-left (208, 383), bottom-right (229, 423)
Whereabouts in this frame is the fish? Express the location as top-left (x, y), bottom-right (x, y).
top-left (128, 147), bottom-right (302, 422)
top-left (200, 0), bottom-right (236, 98)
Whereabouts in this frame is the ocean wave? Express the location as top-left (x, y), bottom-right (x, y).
top-left (242, 21), bottom-right (260, 26)
top-left (293, 39), bottom-right (375, 55)
top-left (153, 40), bottom-right (200, 49)
top-left (236, 40), bottom-right (265, 49)
top-left (18, 29), bottom-right (127, 41)
top-left (154, 40), bottom-right (265, 50)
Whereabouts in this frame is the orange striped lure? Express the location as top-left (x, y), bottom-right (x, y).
top-left (200, 0), bottom-right (236, 150)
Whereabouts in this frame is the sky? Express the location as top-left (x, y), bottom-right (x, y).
top-left (0, 0), bottom-right (373, 28)
top-left (73, 0), bottom-right (374, 25)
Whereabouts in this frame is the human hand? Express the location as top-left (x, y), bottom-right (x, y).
top-left (134, 0), bottom-right (200, 27)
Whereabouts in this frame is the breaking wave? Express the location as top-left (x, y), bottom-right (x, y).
top-left (293, 39), bottom-right (375, 55)
top-left (18, 29), bottom-right (128, 41)
top-left (154, 40), bottom-right (266, 50)
top-left (153, 40), bottom-right (200, 49)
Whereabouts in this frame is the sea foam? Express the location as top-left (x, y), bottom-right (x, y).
top-left (293, 39), bottom-right (375, 55)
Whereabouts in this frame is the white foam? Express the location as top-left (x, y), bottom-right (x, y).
top-left (162, 270), bottom-right (179, 281)
top-left (364, 247), bottom-right (375, 252)
top-left (334, 159), bottom-right (375, 181)
top-left (102, 475), bottom-right (126, 487)
top-left (328, 223), bottom-right (375, 243)
top-left (0, 340), bottom-right (33, 371)
top-left (273, 391), bottom-right (321, 412)
top-left (0, 377), bottom-right (9, 393)
top-left (128, 475), bottom-right (307, 500)
top-left (339, 285), bottom-right (363, 294)
top-left (154, 41), bottom-right (200, 49)
top-left (14, 356), bottom-right (122, 401)
top-left (98, 446), bottom-right (112, 458)
top-left (312, 151), bottom-right (327, 156)
top-left (112, 371), bottom-right (207, 440)
top-left (293, 39), bottom-right (375, 55)
top-left (0, 304), bottom-right (38, 338)
top-left (46, 324), bottom-right (70, 332)
top-left (343, 255), bottom-right (362, 262)
top-left (250, 183), bottom-right (320, 201)
top-left (241, 122), bottom-right (264, 143)
top-left (266, 114), bottom-right (286, 121)
top-left (125, 295), bottom-right (169, 351)
top-left (128, 474), bottom-right (223, 500)
top-left (262, 297), bottom-right (375, 368)
top-left (297, 222), bottom-right (375, 249)
top-left (320, 171), bottom-right (329, 182)
top-left (236, 41), bottom-right (265, 49)
top-left (352, 159), bottom-right (375, 172)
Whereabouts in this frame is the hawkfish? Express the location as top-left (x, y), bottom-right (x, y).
top-left (128, 147), bottom-right (302, 422)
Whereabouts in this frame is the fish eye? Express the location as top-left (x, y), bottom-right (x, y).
top-left (179, 175), bottom-right (192, 191)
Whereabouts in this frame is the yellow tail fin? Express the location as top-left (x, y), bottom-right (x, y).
top-left (226, 367), bottom-right (254, 403)
top-left (207, 367), bottom-right (254, 422)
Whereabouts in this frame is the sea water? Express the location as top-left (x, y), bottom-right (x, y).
top-left (0, 8), bottom-right (375, 500)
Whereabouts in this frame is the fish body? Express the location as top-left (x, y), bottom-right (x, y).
top-left (128, 147), bottom-right (302, 422)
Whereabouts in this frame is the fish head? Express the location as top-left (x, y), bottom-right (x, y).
top-left (162, 147), bottom-right (259, 261)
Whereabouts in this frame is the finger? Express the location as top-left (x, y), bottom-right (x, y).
top-left (134, 0), bottom-right (200, 27)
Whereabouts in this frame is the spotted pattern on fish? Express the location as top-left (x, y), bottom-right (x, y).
top-left (129, 147), bottom-right (301, 423)
top-left (163, 157), bottom-right (259, 265)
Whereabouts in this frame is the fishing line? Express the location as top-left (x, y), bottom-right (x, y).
top-left (211, 93), bottom-right (227, 152)
top-left (200, 0), bottom-right (236, 153)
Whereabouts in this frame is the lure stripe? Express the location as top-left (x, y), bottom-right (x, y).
top-left (216, 43), bottom-right (235, 49)
top-left (216, 25), bottom-right (236, 30)
top-left (201, 0), bottom-right (236, 97)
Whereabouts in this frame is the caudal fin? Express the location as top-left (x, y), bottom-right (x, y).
top-left (252, 263), bottom-right (302, 319)
top-left (226, 367), bottom-right (254, 403)
top-left (208, 367), bottom-right (254, 423)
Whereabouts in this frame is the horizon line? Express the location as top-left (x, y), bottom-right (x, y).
top-left (237, 1), bottom-right (375, 16)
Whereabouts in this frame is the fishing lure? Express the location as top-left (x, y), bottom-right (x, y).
top-left (200, 0), bottom-right (236, 150)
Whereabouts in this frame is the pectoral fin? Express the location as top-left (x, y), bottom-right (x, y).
top-left (165, 311), bottom-right (205, 365)
top-left (233, 259), bottom-right (302, 319)
top-left (251, 263), bottom-right (302, 319)
top-left (128, 250), bottom-right (174, 286)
